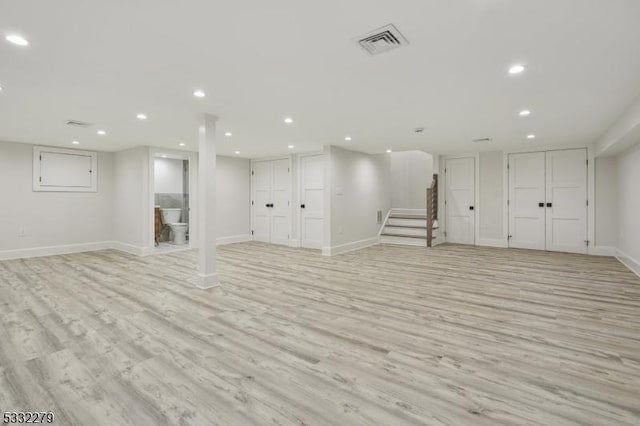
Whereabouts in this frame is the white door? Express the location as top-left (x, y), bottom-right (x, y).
top-left (270, 158), bottom-right (291, 245)
top-left (508, 152), bottom-right (546, 250)
top-left (545, 149), bottom-right (588, 254)
top-left (445, 157), bottom-right (475, 244)
top-left (252, 160), bottom-right (272, 243)
top-left (251, 158), bottom-right (291, 245)
top-left (300, 155), bottom-right (324, 249)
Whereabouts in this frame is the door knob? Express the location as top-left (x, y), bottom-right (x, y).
top-left (270, 204), bottom-right (274, 208)
top-left (300, 204), bottom-right (306, 209)
top-left (538, 202), bottom-right (544, 207)
top-left (546, 202), bottom-right (552, 208)
top-left (469, 206), bottom-right (474, 211)
top-left (265, 203), bottom-right (270, 208)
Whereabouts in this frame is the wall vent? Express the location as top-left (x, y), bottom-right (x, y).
top-left (356, 24), bottom-right (409, 56)
top-left (66, 120), bottom-right (94, 128)
top-left (472, 137), bottom-right (493, 143)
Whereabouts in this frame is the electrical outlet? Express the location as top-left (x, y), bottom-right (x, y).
top-left (18, 228), bottom-right (26, 237)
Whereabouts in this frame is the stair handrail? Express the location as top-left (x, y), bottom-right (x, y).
top-left (426, 174), bottom-right (438, 247)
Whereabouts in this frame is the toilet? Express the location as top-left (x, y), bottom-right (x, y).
top-left (160, 208), bottom-right (189, 245)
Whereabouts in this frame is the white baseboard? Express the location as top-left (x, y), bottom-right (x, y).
top-left (476, 238), bottom-right (508, 248)
top-left (616, 249), bottom-right (640, 278)
top-left (0, 234), bottom-right (254, 261)
top-left (288, 239), bottom-right (301, 248)
top-left (197, 272), bottom-right (220, 289)
top-left (591, 246), bottom-right (617, 256)
top-left (109, 241), bottom-right (152, 257)
top-left (216, 234), bottom-right (252, 246)
top-left (322, 236), bottom-right (380, 256)
top-left (0, 241), bottom-right (113, 261)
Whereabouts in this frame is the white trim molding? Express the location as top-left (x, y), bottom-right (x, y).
top-left (476, 238), bottom-right (508, 248)
top-left (197, 272), bottom-right (220, 289)
top-left (288, 239), bottom-right (302, 248)
top-left (110, 241), bottom-right (153, 257)
top-left (216, 234), bottom-right (252, 246)
top-left (322, 236), bottom-right (380, 256)
top-left (590, 246), bottom-right (617, 256)
top-left (616, 249), bottom-right (640, 278)
top-left (0, 241), bottom-right (113, 261)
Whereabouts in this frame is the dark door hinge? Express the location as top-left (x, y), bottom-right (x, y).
top-left (251, 230), bottom-right (254, 235)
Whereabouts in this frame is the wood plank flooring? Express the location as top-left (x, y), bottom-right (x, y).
top-left (1, 243), bottom-right (639, 425)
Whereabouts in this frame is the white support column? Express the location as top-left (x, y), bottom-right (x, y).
top-left (197, 114), bottom-right (219, 289)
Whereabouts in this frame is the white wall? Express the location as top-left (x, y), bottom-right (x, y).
top-left (216, 155), bottom-right (251, 239)
top-left (325, 146), bottom-right (390, 254)
top-left (0, 140), bottom-right (114, 258)
top-left (113, 146), bottom-right (152, 254)
top-left (154, 158), bottom-right (183, 194)
top-left (594, 157), bottom-right (618, 249)
top-left (616, 144), bottom-right (640, 269)
top-left (478, 151), bottom-right (504, 242)
top-left (188, 154), bottom-right (251, 245)
top-left (390, 150), bottom-right (433, 209)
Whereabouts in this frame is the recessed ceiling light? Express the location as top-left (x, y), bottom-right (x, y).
top-left (5, 34), bottom-right (29, 46)
top-left (161, 154), bottom-right (167, 158)
top-left (97, 130), bottom-right (106, 135)
top-left (386, 149), bottom-right (392, 153)
top-left (345, 136), bottom-right (352, 141)
top-left (0, 85), bottom-right (3, 91)
top-left (519, 110), bottom-right (531, 116)
top-left (234, 150), bottom-right (241, 155)
top-left (179, 142), bottom-right (186, 147)
top-left (72, 141), bottom-right (80, 145)
top-left (527, 134), bottom-right (536, 139)
top-left (224, 132), bottom-right (232, 137)
top-left (193, 90), bottom-right (205, 98)
top-left (284, 117), bottom-right (293, 124)
top-left (288, 145), bottom-right (295, 149)
top-left (508, 64), bottom-right (526, 75)
top-left (137, 113), bottom-right (147, 120)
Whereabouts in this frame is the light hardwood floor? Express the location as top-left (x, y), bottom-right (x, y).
top-left (1, 243), bottom-right (639, 425)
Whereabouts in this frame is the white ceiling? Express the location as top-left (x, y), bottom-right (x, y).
top-left (1, 0), bottom-right (640, 157)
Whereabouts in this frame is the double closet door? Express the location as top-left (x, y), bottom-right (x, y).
top-left (508, 148), bottom-right (587, 254)
top-left (252, 158), bottom-right (291, 245)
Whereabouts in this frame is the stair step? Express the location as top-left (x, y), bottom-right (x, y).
top-left (389, 214), bottom-right (427, 220)
top-left (381, 233), bottom-right (427, 240)
top-left (381, 235), bottom-right (427, 247)
top-left (385, 224), bottom-right (427, 229)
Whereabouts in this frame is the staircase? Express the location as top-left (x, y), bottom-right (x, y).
top-left (380, 174), bottom-right (439, 247)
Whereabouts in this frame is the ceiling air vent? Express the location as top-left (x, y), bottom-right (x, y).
top-left (356, 24), bottom-right (409, 56)
top-left (66, 120), bottom-right (94, 128)
top-left (472, 137), bottom-right (493, 143)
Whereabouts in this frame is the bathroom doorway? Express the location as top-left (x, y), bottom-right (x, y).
top-left (152, 151), bottom-right (193, 254)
